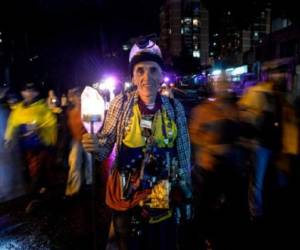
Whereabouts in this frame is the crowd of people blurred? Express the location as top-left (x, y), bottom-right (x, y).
top-left (0, 58), bottom-right (300, 250)
top-left (0, 84), bottom-right (93, 207)
top-left (189, 67), bottom-right (300, 249)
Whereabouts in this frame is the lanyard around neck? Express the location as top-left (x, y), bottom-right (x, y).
top-left (140, 108), bottom-right (169, 145)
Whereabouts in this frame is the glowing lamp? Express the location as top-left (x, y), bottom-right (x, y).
top-left (81, 86), bottom-right (106, 248)
top-left (81, 86), bottom-right (105, 134)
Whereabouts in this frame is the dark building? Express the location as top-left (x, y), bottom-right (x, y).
top-left (255, 25), bottom-right (300, 64)
top-left (0, 29), bottom-right (8, 86)
top-left (210, 10), bottom-right (251, 68)
top-left (0, 29), bottom-right (33, 89)
top-left (252, 25), bottom-right (300, 96)
top-left (250, 5), bottom-right (272, 46)
top-left (160, 0), bottom-right (209, 70)
top-left (210, 3), bottom-right (271, 68)
top-left (272, 17), bottom-right (292, 32)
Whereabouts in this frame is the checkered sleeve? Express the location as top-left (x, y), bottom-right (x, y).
top-left (173, 99), bottom-right (192, 184)
top-left (95, 94), bottom-right (124, 161)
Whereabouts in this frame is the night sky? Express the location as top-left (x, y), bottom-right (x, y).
top-left (1, 0), bottom-right (298, 49)
top-left (0, 0), bottom-right (298, 91)
top-left (0, 0), bottom-right (165, 91)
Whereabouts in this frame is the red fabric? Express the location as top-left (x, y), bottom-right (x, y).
top-left (67, 107), bottom-right (86, 141)
top-left (105, 169), bottom-right (151, 211)
top-left (26, 150), bottom-right (46, 178)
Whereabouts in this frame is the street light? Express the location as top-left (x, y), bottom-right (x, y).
top-left (81, 86), bottom-right (105, 250)
top-left (164, 76), bottom-right (170, 83)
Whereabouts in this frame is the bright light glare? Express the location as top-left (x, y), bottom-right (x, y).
top-left (81, 86), bottom-right (105, 133)
top-left (231, 65), bottom-right (248, 76)
top-left (100, 77), bottom-right (116, 92)
top-left (123, 45), bottom-right (129, 51)
top-left (212, 69), bottom-right (222, 76)
top-left (193, 50), bottom-right (200, 58)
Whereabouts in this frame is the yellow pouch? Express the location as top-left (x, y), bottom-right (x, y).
top-left (147, 180), bottom-right (170, 209)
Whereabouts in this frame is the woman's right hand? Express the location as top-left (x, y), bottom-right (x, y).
top-left (82, 133), bottom-right (101, 153)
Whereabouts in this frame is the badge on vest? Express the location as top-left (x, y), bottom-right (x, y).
top-left (140, 118), bottom-right (152, 129)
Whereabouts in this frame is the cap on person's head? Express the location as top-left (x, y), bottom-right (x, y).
top-left (21, 82), bottom-right (41, 92)
top-left (68, 87), bottom-right (81, 97)
top-left (129, 38), bottom-right (164, 76)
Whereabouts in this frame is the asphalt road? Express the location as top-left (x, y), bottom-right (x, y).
top-left (0, 162), bottom-right (111, 250)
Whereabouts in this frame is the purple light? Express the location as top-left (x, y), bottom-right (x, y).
top-left (100, 76), bottom-right (117, 92)
top-left (164, 77), bottom-right (170, 83)
top-left (98, 76), bottom-right (118, 105)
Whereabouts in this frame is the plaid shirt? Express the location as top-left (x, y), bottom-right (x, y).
top-left (96, 90), bottom-right (191, 183)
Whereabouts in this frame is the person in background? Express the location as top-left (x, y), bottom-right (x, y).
top-left (0, 87), bottom-right (25, 202)
top-left (61, 93), bottom-right (68, 108)
top-left (6, 91), bottom-right (21, 110)
top-left (189, 73), bottom-right (246, 250)
top-left (47, 89), bottom-right (59, 109)
top-left (239, 66), bottom-right (285, 220)
top-left (65, 87), bottom-right (92, 197)
top-left (4, 82), bottom-right (57, 213)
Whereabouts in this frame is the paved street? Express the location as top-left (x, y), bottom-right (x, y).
top-left (0, 162), bottom-right (111, 250)
top-left (0, 106), bottom-right (25, 203)
top-left (1, 143), bottom-right (299, 250)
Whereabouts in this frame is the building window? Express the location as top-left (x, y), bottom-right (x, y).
top-left (184, 17), bottom-right (192, 25)
top-left (193, 50), bottom-right (200, 58)
top-left (122, 45), bottom-right (129, 51)
top-left (169, 29), bottom-right (172, 35)
top-left (184, 27), bottom-right (191, 34)
top-left (181, 28), bottom-right (184, 34)
top-left (210, 52), bottom-right (214, 56)
top-left (213, 42), bottom-right (217, 46)
top-left (193, 18), bottom-right (199, 27)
